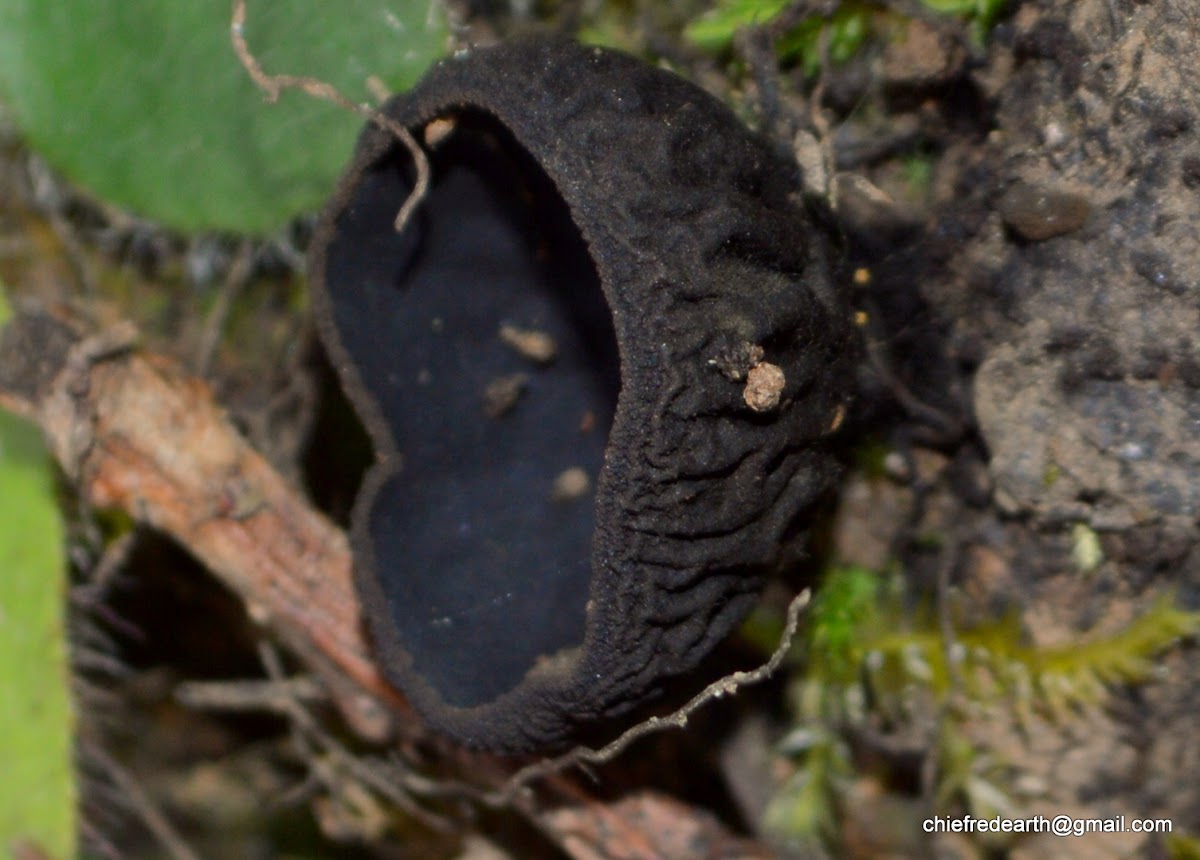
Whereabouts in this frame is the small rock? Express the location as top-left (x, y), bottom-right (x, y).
top-left (882, 18), bottom-right (965, 89)
top-left (997, 182), bottom-right (1092, 241)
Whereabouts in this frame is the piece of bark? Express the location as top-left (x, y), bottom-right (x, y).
top-left (0, 307), bottom-right (405, 741)
top-left (539, 790), bottom-right (773, 860)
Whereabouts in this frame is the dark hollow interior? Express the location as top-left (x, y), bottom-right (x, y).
top-left (324, 111), bottom-right (619, 708)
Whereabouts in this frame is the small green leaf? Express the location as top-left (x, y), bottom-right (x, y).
top-left (0, 405), bottom-right (74, 859)
top-left (684, 0), bottom-right (791, 52)
top-left (0, 0), bottom-right (447, 234)
top-left (917, 0), bottom-right (975, 13)
top-left (774, 5), bottom-right (872, 76)
top-left (919, 0), bottom-right (1008, 43)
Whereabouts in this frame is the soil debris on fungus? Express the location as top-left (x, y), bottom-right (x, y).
top-left (422, 116), bottom-right (456, 147)
top-left (710, 341), bottom-right (765, 382)
top-left (710, 340), bottom-right (787, 411)
top-left (481, 372), bottom-right (527, 418)
top-left (744, 362), bottom-right (786, 413)
top-left (498, 322), bottom-right (557, 364)
top-left (550, 466), bottom-right (590, 503)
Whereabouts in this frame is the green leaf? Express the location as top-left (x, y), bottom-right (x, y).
top-left (917, 0), bottom-right (975, 13)
top-left (0, 404), bottom-right (74, 859)
top-left (684, 0), bottom-right (791, 52)
top-left (774, 5), bottom-right (872, 76)
top-left (0, 0), bottom-right (446, 234)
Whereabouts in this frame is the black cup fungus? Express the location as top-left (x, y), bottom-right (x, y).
top-left (309, 37), bottom-right (855, 753)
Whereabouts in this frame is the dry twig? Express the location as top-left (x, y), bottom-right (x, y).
top-left (486, 589), bottom-right (810, 806)
top-left (193, 238), bottom-right (255, 376)
top-left (229, 0), bottom-right (430, 233)
top-left (0, 309), bottom-right (406, 738)
top-left (87, 745), bottom-right (203, 860)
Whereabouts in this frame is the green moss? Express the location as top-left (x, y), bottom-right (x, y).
top-left (683, 0), bottom-right (791, 51)
top-left (773, 3), bottom-right (873, 77)
top-left (762, 726), bottom-right (850, 852)
top-left (1167, 833), bottom-right (1200, 860)
top-left (901, 151), bottom-right (935, 201)
top-left (683, 0), bottom-right (1007, 71)
top-left (766, 563), bottom-right (1200, 852)
top-left (919, 0), bottom-right (1007, 44)
top-left (851, 437), bottom-right (892, 479)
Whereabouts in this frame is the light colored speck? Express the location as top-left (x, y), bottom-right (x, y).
top-left (499, 324), bottom-right (557, 364)
top-left (744, 362), bottom-right (785, 412)
top-left (551, 467), bottom-right (590, 502)
top-left (827, 403), bottom-right (846, 433)
top-left (482, 373), bottom-right (527, 418)
top-left (1072, 522), bottom-right (1104, 573)
top-left (1118, 441), bottom-right (1147, 461)
top-left (1043, 121), bottom-right (1068, 149)
top-left (382, 10), bottom-right (406, 32)
top-left (423, 116), bottom-right (456, 147)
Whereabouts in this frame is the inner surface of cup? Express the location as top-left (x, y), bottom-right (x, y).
top-left (323, 109), bottom-right (620, 708)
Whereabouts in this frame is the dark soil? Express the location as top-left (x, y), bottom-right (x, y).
top-left (811, 1), bottom-right (1200, 856)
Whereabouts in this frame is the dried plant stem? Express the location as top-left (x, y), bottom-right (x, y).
top-left (485, 589), bottom-right (810, 805)
top-left (88, 746), bottom-right (203, 860)
top-left (0, 309), bottom-right (410, 739)
top-left (193, 238), bottom-right (254, 376)
top-left (229, 0), bottom-right (430, 233)
top-left (175, 676), bottom-right (326, 712)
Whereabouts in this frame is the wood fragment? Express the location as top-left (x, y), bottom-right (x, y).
top-left (540, 790), bottom-right (772, 860)
top-left (0, 308), bottom-right (409, 739)
top-left (229, 0), bottom-right (429, 234)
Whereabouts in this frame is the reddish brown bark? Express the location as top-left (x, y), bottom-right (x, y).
top-left (0, 310), bottom-right (407, 737)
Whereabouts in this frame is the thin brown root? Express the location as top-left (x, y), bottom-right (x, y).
top-left (229, 0), bottom-right (430, 234)
top-left (88, 745), bottom-right (203, 860)
top-left (175, 676), bottom-right (326, 712)
top-left (193, 239), bottom-right (254, 376)
top-left (253, 641), bottom-right (455, 834)
top-left (488, 589), bottom-right (811, 806)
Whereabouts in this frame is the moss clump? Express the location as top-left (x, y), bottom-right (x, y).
top-left (764, 564), bottom-right (1200, 854)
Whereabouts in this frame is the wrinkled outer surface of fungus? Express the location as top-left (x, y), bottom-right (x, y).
top-left (310, 37), bottom-right (854, 752)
